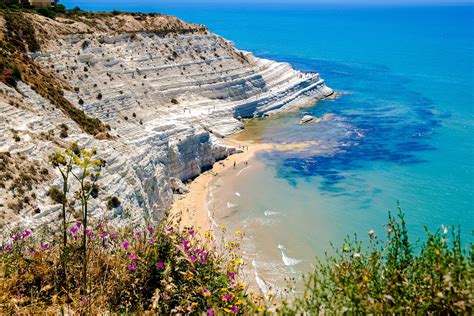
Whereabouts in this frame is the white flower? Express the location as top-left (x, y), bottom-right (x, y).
top-left (353, 253), bottom-right (361, 258)
top-left (368, 230), bottom-right (376, 238)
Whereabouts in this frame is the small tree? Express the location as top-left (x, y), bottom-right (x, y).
top-left (69, 147), bottom-right (104, 295)
top-left (49, 143), bottom-right (77, 289)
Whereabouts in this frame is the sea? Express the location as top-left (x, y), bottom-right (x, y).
top-left (63, 1), bottom-right (474, 290)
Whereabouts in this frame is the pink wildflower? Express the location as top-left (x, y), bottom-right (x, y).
top-left (12, 235), bottom-right (19, 242)
top-left (135, 232), bottom-right (142, 239)
top-left (18, 293), bottom-right (24, 299)
top-left (128, 265), bottom-right (137, 271)
top-left (207, 308), bottom-right (215, 316)
top-left (189, 229), bottom-right (195, 236)
top-left (147, 226), bottom-right (154, 234)
top-left (40, 243), bottom-right (49, 250)
top-left (229, 271), bottom-right (235, 279)
top-left (148, 238), bottom-right (155, 244)
top-left (127, 253), bottom-right (138, 262)
top-left (190, 256), bottom-right (197, 263)
top-left (22, 230), bottom-right (31, 238)
top-left (156, 261), bottom-right (164, 269)
top-left (121, 241), bottom-right (129, 249)
top-left (70, 227), bottom-right (78, 234)
top-left (81, 297), bottom-right (89, 303)
top-left (76, 221), bottom-right (82, 228)
top-left (100, 233), bottom-right (108, 239)
top-left (222, 295), bottom-right (232, 301)
top-left (231, 306), bottom-right (238, 314)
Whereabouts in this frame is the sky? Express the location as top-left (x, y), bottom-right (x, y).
top-left (61, 0), bottom-right (474, 8)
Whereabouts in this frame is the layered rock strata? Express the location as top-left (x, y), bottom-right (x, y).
top-left (0, 12), bottom-right (333, 228)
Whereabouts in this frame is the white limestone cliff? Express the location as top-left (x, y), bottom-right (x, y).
top-left (0, 12), bottom-right (333, 228)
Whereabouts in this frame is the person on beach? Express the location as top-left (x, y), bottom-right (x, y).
top-left (233, 161), bottom-right (236, 169)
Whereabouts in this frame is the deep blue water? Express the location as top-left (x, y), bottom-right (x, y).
top-left (64, 2), bottom-right (474, 248)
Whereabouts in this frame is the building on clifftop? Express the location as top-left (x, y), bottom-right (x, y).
top-left (24, 0), bottom-right (57, 7)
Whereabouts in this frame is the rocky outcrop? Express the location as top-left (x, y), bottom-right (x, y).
top-left (0, 12), bottom-right (332, 228)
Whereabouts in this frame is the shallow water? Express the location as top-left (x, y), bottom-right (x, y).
top-left (202, 4), bottom-right (474, 290)
top-left (66, 1), bottom-right (474, 289)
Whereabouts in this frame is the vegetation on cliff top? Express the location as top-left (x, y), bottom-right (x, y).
top-left (0, 144), bottom-right (472, 314)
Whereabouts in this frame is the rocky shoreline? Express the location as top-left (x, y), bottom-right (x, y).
top-left (0, 11), bottom-right (332, 229)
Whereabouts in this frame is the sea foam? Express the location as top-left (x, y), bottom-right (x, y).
top-left (252, 260), bottom-right (268, 295)
top-left (278, 245), bottom-right (302, 266)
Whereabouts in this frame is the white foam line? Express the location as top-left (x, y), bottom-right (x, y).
top-left (227, 202), bottom-right (238, 208)
top-left (252, 260), bottom-right (268, 296)
top-left (278, 244), bottom-right (302, 266)
top-left (236, 165), bottom-right (252, 176)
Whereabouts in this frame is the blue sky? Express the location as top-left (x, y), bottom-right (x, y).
top-left (61, 0), bottom-right (474, 8)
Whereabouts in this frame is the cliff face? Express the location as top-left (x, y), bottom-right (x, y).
top-left (0, 12), bottom-right (332, 228)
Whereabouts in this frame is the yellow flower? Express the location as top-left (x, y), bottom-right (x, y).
top-left (363, 275), bottom-right (369, 282)
top-left (235, 230), bottom-right (241, 235)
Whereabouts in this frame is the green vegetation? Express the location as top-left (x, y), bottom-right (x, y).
top-left (47, 186), bottom-right (65, 204)
top-left (1, 144), bottom-right (260, 314)
top-left (278, 210), bottom-right (473, 314)
top-left (107, 196), bottom-right (121, 210)
top-left (1, 145), bottom-right (472, 314)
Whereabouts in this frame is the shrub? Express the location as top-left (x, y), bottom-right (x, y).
top-left (59, 129), bottom-right (68, 138)
top-left (97, 93), bottom-right (102, 100)
top-left (0, 220), bottom-right (261, 314)
top-left (107, 196), bottom-right (121, 209)
top-left (48, 186), bottom-right (65, 204)
top-left (171, 98), bottom-right (179, 104)
top-left (12, 65), bottom-right (21, 80)
top-left (280, 210), bottom-right (473, 314)
top-left (59, 123), bottom-right (68, 138)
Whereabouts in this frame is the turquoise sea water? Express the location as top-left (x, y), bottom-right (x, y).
top-left (65, 2), bottom-right (474, 284)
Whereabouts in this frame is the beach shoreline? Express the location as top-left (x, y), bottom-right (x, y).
top-left (168, 136), bottom-right (272, 232)
top-left (168, 129), bottom-right (323, 234)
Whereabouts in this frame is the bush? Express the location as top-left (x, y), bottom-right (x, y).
top-left (48, 186), bottom-right (65, 204)
top-left (280, 210), bottom-right (473, 314)
top-left (59, 123), bottom-right (68, 138)
top-left (37, 7), bottom-right (56, 19)
top-left (0, 222), bottom-right (259, 314)
top-left (171, 98), bottom-right (179, 104)
top-left (107, 196), bottom-right (121, 209)
top-left (12, 65), bottom-right (21, 80)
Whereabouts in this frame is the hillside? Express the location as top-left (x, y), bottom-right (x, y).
top-left (0, 10), bottom-right (333, 229)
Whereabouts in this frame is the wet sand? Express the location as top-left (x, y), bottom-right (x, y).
top-left (168, 136), bottom-right (317, 233)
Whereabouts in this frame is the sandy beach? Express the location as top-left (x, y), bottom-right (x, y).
top-left (169, 136), bottom-right (272, 232)
top-left (168, 134), bottom-right (320, 233)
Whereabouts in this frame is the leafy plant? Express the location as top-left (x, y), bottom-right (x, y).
top-left (279, 209), bottom-right (473, 314)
